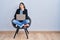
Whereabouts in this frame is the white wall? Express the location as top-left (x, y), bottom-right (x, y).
top-left (0, 0), bottom-right (60, 31)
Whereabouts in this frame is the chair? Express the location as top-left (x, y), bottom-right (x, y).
top-left (11, 16), bottom-right (31, 39)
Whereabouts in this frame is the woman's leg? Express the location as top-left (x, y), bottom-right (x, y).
top-left (21, 19), bottom-right (30, 28)
top-left (12, 20), bottom-right (24, 28)
top-left (22, 19), bottom-right (30, 24)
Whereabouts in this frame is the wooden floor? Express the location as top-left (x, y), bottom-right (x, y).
top-left (0, 31), bottom-right (60, 40)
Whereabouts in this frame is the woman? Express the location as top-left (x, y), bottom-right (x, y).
top-left (12, 2), bottom-right (30, 28)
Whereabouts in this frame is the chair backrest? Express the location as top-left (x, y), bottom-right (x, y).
top-left (27, 16), bottom-right (31, 27)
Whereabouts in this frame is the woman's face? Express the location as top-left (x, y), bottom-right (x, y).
top-left (20, 4), bottom-right (24, 9)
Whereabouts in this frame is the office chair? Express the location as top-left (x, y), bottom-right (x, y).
top-left (11, 16), bottom-right (31, 39)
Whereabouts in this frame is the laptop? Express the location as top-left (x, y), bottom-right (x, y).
top-left (16, 14), bottom-right (26, 20)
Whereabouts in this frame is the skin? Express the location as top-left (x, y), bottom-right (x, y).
top-left (20, 4), bottom-right (24, 11)
top-left (20, 4), bottom-right (29, 28)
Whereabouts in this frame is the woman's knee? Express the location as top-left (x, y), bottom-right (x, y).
top-left (26, 19), bottom-right (30, 23)
top-left (12, 20), bottom-right (17, 23)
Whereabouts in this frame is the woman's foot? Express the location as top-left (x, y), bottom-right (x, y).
top-left (24, 24), bottom-right (29, 28)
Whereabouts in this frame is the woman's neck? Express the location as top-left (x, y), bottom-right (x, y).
top-left (21, 8), bottom-right (24, 11)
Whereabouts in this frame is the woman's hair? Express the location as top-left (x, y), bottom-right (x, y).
top-left (19, 2), bottom-right (26, 9)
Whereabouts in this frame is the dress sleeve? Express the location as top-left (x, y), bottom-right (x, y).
top-left (14, 9), bottom-right (18, 19)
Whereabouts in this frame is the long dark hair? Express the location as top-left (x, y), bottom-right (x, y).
top-left (19, 2), bottom-right (26, 10)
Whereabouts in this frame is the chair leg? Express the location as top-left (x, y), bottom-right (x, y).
top-left (26, 29), bottom-right (29, 34)
top-left (13, 28), bottom-right (19, 38)
top-left (24, 29), bottom-right (29, 39)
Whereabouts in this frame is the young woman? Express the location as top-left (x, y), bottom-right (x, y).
top-left (12, 2), bottom-right (30, 28)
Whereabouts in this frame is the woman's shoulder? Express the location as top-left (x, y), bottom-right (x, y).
top-left (25, 9), bottom-right (27, 10)
top-left (16, 9), bottom-right (20, 13)
top-left (16, 9), bottom-right (27, 11)
top-left (16, 9), bottom-right (20, 11)
top-left (24, 9), bottom-right (28, 11)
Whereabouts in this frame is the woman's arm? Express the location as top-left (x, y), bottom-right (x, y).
top-left (25, 9), bottom-right (28, 19)
top-left (14, 9), bottom-right (19, 19)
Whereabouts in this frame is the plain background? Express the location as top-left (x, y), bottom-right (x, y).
top-left (0, 0), bottom-right (60, 31)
